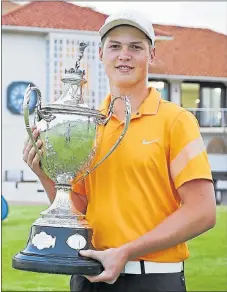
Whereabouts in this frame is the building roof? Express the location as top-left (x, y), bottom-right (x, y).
top-left (2, 1), bottom-right (227, 78)
top-left (2, 1), bottom-right (108, 31)
top-left (150, 24), bottom-right (227, 78)
top-left (1, 1), bottom-right (170, 36)
top-left (1, 1), bottom-right (21, 15)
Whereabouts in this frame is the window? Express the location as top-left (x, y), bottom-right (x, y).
top-left (181, 83), bottom-right (200, 108)
top-left (200, 87), bottom-right (222, 127)
top-left (181, 82), bottom-right (226, 127)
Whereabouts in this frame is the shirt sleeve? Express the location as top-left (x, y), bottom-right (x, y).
top-left (71, 178), bottom-right (86, 195)
top-left (70, 179), bottom-right (87, 215)
top-left (169, 110), bottom-right (213, 189)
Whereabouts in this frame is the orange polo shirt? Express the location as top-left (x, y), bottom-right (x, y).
top-left (71, 87), bottom-right (212, 263)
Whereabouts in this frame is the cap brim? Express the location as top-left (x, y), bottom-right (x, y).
top-left (99, 19), bottom-right (153, 44)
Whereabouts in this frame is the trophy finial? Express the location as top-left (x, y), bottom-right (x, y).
top-left (75, 42), bottom-right (89, 71)
top-left (60, 42), bottom-right (89, 105)
top-left (64, 42), bottom-right (88, 78)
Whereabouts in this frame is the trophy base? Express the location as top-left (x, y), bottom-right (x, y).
top-left (12, 224), bottom-right (103, 275)
top-left (12, 252), bottom-right (103, 275)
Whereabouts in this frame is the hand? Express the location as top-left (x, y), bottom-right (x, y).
top-left (79, 248), bottom-right (128, 284)
top-left (23, 125), bottom-right (44, 177)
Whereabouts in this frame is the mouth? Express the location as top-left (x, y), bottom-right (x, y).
top-left (115, 65), bottom-right (135, 72)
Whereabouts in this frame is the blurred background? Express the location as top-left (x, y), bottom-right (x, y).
top-left (1, 1), bottom-right (227, 291)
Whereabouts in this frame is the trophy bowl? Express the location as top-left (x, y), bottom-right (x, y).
top-left (12, 42), bottom-right (131, 275)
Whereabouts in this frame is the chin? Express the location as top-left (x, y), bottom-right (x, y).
top-left (114, 78), bottom-right (138, 88)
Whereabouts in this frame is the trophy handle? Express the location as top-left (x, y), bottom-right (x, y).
top-left (23, 84), bottom-right (43, 161)
top-left (23, 84), bottom-right (56, 162)
top-left (85, 96), bottom-right (131, 176)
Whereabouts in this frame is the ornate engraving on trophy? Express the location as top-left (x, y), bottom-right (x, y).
top-left (66, 234), bottom-right (87, 250)
top-left (31, 232), bottom-right (56, 250)
top-left (44, 132), bottom-right (58, 179)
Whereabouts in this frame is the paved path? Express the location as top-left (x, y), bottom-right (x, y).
top-left (2, 182), bottom-right (49, 205)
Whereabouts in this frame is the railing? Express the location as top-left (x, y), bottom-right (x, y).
top-left (186, 108), bottom-right (227, 128)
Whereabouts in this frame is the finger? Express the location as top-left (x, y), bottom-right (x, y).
top-left (23, 142), bottom-right (33, 162)
top-left (23, 139), bottom-right (42, 161)
top-left (84, 271), bottom-right (116, 284)
top-left (23, 128), bottom-right (39, 153)
top-left (27, 147), bottom-right (38, 167)
top-left (30, 125), bottom-right (37, 133)
top-left (27, 141), bottom-right (42, 166)
top-left (32, 129), bottom-right (40, 141)
top-left (23, 135), bottom-right (32, 154)
top-left (36, 139), bottom-right (43, 149)
top-left (79, 250), bottom-right (101, 261)
top-left (31, 151), bottom-right (43, 170)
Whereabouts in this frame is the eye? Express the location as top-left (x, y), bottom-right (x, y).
top-left (130, 45), bottom-right (142, 50)
top-left (109, 44), bottom-right (121, 49)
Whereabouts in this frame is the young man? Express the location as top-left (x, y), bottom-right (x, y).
top-left (23, 11), bottom-right (216, 292)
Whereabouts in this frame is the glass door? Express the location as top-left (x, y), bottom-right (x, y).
top-left (200, 87), bottom-right (222, 127)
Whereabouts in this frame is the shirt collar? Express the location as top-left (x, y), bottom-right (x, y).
top-left (99, 94), bottom-right (111, 116)
top-left (99, 87), bottom-right (161, 116)
top-left (138, 87), bottom-right (161, 116)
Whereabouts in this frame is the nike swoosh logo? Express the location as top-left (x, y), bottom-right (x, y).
top-left (142, 139), bottom-right (159, 145)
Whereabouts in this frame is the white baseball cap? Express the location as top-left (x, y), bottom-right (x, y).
top-left (99, 10), bottom-right (155, 48)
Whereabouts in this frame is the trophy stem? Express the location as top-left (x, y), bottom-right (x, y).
top-left (34, 185), bottom-right (90, 229)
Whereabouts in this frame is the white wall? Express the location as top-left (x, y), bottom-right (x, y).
top-left (2, 31), bottom-right (47, 178)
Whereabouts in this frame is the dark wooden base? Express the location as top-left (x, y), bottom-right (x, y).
top-left (12, 224), bottom-right (103, 275)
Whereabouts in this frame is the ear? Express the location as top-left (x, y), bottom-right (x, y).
top-left (99, 46), bottom-right (103, 62)
top-left (149, 48), bottom-right (155, 66)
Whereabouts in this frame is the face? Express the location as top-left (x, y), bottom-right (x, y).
top-left (99, 25), bottom-right (155, 89)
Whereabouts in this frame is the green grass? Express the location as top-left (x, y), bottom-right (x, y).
top-left (2, 205), bottom-right (227, 291)
top-left (2, 205), bottom-right (70, 291)
top-left (185, 206), bottom-right (227, 291)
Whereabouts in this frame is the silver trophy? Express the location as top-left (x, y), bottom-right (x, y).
top-left (12, 42), bottom-right (131, 275)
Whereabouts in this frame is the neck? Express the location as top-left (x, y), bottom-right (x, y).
top-left (109, 81), bottom-right (149, 114)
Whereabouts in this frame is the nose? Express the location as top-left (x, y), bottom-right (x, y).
top-left (118, 47), bottom-right (132, 61)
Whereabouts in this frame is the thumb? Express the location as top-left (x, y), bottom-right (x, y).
top-left (79, 249), bottom-right (100, 260)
